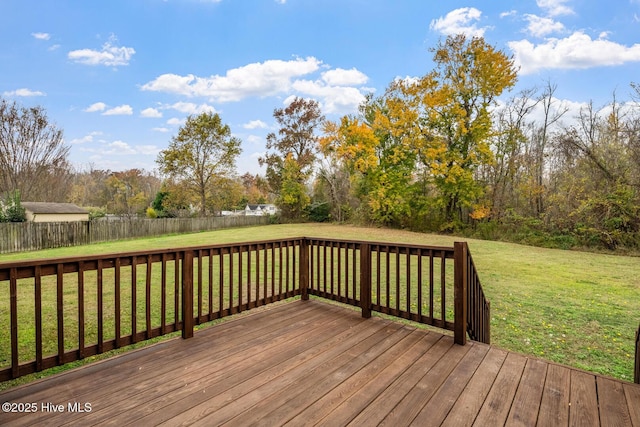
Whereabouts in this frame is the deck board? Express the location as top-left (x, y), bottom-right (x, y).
top-left (440, 347), bottom-right (508, 427)
top-left (409, 344), bottom-right (490, 427)
top-left (597, 377), bottom-right (633, 427)
top-left (570, 370), bottom-right (600, 426)
top-left (505, 358), bottom-right (548, 426)
top-left (1, 299), bottom-right (639, 426)
top-left (537, 364), bottom-right (571, 426)
top-left (624, 383), bottom-right (640, 426)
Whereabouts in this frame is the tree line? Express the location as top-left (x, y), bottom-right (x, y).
top-left (261, 35), bottom-right (640, 250)
top-left (2, 34), bottom-right (639, 250)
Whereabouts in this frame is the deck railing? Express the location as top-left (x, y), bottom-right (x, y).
top-left (0, 237), bottom-right (489, 381)
top-left (305, 239), bottom-right (490, 346)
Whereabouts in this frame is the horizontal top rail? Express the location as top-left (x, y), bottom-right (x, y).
top-left (0, 237), bottom-right (306, 280)
top-left (305, 237), bottom-right (456, 254)
top-left (0, 236), bottom-right (455, 279)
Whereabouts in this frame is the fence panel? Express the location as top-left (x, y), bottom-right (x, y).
top-left (0, 216), bottom-right (269, 254)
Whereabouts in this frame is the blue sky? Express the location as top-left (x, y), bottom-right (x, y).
top-left (2, 0), bottom-right (640, 175)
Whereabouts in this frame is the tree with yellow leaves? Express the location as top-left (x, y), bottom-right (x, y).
top-left (321, 94), bottom-right (417, 226)
top-left (394, 34), bottom-right (518, 225)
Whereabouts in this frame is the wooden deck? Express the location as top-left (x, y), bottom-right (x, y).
top-left (1, 300), bottom-right (639, 426)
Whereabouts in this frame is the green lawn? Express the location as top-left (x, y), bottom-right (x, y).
top-left (1, 223), bottom-right (638, 384)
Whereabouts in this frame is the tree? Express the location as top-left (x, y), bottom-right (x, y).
top-left (0, 98), bottom-right (72, 201)
top-left (527, 81), bottom-right (567, 217)
top-left (315, 122), bottom-right (355, 222)
top-left (209, 175), bottom-right (244, 211)
top-left (391, 34), bottom-right (518, 224)
top-left (239, 172), bottom-right (270, 204)
top-left (259, 97), bottom-right (324, 193)
top-left (277, 153), bottom-right (310, 220)
top-left (103, 169), bottom-right (159, 216)
top-left (157, 112), bottom-right (242, 216)
top-left (485, 89), bottom-right (539, 220)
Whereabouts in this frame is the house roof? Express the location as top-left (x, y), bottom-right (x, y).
top-left (22, 202), bottom-right (89, 215)
top-left (246, 204), bottom-right (275, 210)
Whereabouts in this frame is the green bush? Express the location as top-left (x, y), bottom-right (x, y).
top-left (308, 202), bottom-right (331, 222)
top-left (0, 190), bottom-right (26, 222)
top-left (87, 207), bottom-right (106, 221)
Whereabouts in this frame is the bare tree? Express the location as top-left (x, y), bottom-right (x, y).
top-left (0, 98), bottom-right (71, 201)
top-left (487, 88), bottom-right (539, 219)
top-left (527, 81), bottom-right (568, 216)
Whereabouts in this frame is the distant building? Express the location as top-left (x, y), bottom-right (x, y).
top-left (22, 202), bottom-right (89, 222)
top-left (244, 204), bottom-right (278, 216)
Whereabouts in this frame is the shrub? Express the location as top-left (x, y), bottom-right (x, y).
top-left (309, 202), bottom-right (331, 222)
top-left (0, 190), bottom-right (26, 222)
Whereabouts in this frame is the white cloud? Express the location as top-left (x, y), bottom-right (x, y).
top-left (500, 10), bottom-right (517, 18)
top-left (246, 135), bottom-right (262, 144)
top-left (141, 57), bottom-right (322, 102)
top-left (141, 57), bottom-right (371, 115)
top-left (167, 117), bottom-right (185, 126)
top-left (430, 7), bottom-right (488, 37)
top-left (509, 31), bottom-right (640, 74)
top-left (140, 107), bottom-right (163, 118)
top-left (394, 75), bottom-right (420, 86)
top-left (524, 14), bottom-right (565, 37)
top-left (2, 88), bottom-right (46, 97)
top-left (107, 141), bottom-right (136, 155)
top-left (68, 36), bottom-right (135, 67)
top-left (84, 102), bottom-right (107, 112)
top-left (31, 32), bottom-right (51, 40)
top-left (291, 80), bottom-right (367, 114)
top-left (164, 101), bottom-right (216, 114)
top-left (102, 104), bottom-right (133, 116)
top-left (152, 127), bottom-right (171, 133)
top-left (136, 145), bottom-right (160, 155)
top-left (321, 68), bottom-right (368, 86)
top-left (48, 44), bottom-right (61, 51)
top-left (243, 120), bottom-right (268, 129)
top-left (69, 131), bottom-right (103, 145)
top-left (536, 0), bottom-right (574, 17)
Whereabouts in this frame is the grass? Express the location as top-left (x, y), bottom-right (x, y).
top-left (1, 223), bottom-right (639, 386)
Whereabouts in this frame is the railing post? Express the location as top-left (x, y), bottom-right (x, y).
top-left (182, 250), bottom-right (194, 339)
top-left (454, 241), bottom-right (468, 345)
top-left (299, 239), bottom-right (309, 301)
top-left (360, 243), bottom-right (372, 318)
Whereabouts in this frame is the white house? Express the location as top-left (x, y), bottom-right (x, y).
top-left (244, 204), bottom-right (278, 216)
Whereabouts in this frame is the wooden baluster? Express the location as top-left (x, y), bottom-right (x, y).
top-left (454, 242), bottom-right (468, 345)
top-left (182, 251), bottom-right (194, 339)
top-left (360, 243), bottom-right (371, 318)
top-left (10, 267), bottom-right (18, 378)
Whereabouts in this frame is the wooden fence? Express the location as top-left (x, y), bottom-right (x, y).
top-left (0, 216), bottom-right (269, 254)
top-left (0, 237), bottom-right (490, 382)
